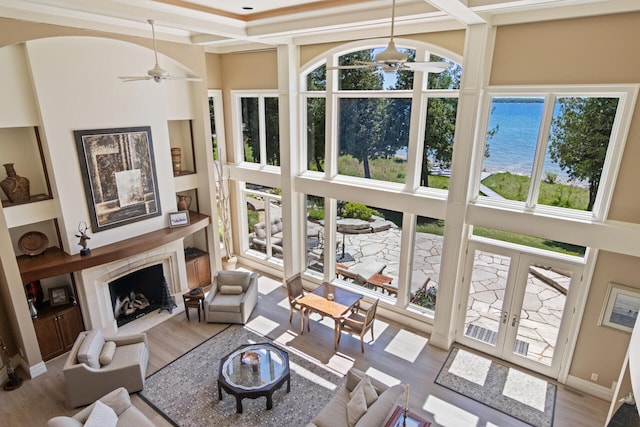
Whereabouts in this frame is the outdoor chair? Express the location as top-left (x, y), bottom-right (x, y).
top-left (337, 298), bottom-right (379, 353)
top-left (285, 273), bottom-right (309, 334)
top-left (336, 261), bottom-right (386, 285)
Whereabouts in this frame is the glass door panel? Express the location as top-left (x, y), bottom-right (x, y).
top-left (510, 263), bottom-right (569, 366)
top-left (463, 250), bottom-right (512, 351)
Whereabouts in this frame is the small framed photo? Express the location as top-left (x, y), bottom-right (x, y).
top-left (169, 211), bottom-right (190, 228)
top-left (49, 286), bottom-right (71, 307)
top-left (599, 282), bottom-right (640, 332)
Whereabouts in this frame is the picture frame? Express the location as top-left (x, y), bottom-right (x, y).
top-left (74, 126), bottom-right (162, 232)
top-left (599, 282), bottom-right (640, 332)
top-left (49, 286), bottom-right (71, 307)
top-left (169, 211), bottom-right (190, 228)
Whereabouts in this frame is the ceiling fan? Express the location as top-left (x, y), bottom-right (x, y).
top-left (329, 0), bottom-right (450, 73)
top-left (119, 19), bottom-right (202, 83)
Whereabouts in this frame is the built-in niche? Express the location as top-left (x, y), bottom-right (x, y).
top-left (168, 119), bottom-right (195, 177)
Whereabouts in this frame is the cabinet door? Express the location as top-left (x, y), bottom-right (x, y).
top-left (33, 317), bottom-right (64, 360)
top-left (58, 306), bottom-right (84, 351)
top-left (194, 254), bottom-right (211, 288)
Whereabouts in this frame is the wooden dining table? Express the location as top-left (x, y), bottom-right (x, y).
top-left (297, 282), bottom-right (363, 350)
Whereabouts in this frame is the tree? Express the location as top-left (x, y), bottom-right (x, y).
top-left (306, 65), bottom-right (326, 171)
top-left (549, 97), bottom-right (618, 210)
top-left (241, 98), bottom-right (260, 163)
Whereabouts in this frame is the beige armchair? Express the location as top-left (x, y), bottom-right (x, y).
top-left (63, 329), bottom-right (149, 408)
top-left (203, 270), bottom-right (258, 324)
top-left (48, 387), bottom-right (154, 427)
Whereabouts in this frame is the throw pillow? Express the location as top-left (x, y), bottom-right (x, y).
top-left (99, 341), bottom-right (117, 366)
top-left (350, 375), bottom-right (378, 407)
top-left (219, 285), bottom-right (244, 295)
top-left (347, 386), bottom-right (368, 427)
top-left (77, 329), bottom-right (105, 369)
top-left (84, 401), bottom-right (118, 427)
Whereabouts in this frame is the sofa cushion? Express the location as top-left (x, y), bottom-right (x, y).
top-left (77, 329), bottom-right (105, 369)
top-left (99, 341), bottom-right (116, 366)
top-left (219, 285), bottom-right (244, 295)
top-left (309, 385), bottom-right (351, 427)
top-left (346, 369), bottom-right (387, 395)
top-left (84, 401), bottom-right (118, 427)
top-left (350, 375), bottom-right (378, 407)
top-left (347, 386), bottom-right (368, 427)
top-left (354, 384), bottom-right (405, 427)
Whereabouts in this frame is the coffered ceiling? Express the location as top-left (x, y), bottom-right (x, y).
top-left (1, 0), bottom-right (638, 53)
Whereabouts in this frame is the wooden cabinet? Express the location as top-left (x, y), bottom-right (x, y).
top-left (185, 248), bottom-right (210, 289)
top-left (33, 304), bottom-right (83, 361)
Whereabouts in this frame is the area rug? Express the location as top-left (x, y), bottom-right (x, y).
top-left (435, 347), bottom-right (556, 427)
top-left (139, 324), bottom-right (340, 426)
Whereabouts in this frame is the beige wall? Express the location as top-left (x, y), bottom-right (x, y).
top-left (492, 12), bottom-right (640, 390)
top-left (205, 53), bottom-right (222, 89)
top-left (491, 12), bottom-right (640, 85)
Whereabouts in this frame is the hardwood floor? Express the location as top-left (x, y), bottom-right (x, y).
top-left (2, 272), bottom-right (609, 426)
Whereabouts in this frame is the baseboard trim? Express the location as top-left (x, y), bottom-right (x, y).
top-left (29, 361), bottom-right (47, 378)
top-left (565, 374), bottom-right (614, 401)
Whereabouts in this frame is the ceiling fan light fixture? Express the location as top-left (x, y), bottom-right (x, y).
top-left (374, 40), bottom-right (408, 64)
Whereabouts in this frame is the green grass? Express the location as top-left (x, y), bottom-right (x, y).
top-left (473, 226), bottom-right (585, 256)
top-left (482, 172), bottom-right (589, 210)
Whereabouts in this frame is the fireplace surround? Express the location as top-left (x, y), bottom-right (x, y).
top-left (74, 240), bottom-right (186, 336)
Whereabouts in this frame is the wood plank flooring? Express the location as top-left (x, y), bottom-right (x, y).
top-left (1, 272), bottom-right (609, 426)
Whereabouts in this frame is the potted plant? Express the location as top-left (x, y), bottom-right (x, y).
top-left (214, 161), bottom-right (237, 270)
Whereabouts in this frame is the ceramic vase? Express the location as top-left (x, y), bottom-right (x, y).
top-left (0, 163), bottom-right (30, 203)
top-left (171, 148), bottom-right (181, 176)
top-left (177, 195), bottom-right (192, 211)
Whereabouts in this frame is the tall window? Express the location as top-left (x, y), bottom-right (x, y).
top-left (304, 45), bottom-right (462, 189)
top-left (478, 94), bottom-right (621, 213)
top-left (240, 95), bottom-right (280, 166)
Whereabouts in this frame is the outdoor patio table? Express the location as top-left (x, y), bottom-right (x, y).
top-left (297, 282), bottom-right (363, 351)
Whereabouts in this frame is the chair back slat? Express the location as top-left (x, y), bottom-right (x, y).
top-left (365, 298), bottom-right (379, 327)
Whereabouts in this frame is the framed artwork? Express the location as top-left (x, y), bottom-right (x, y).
top-left (74, 126), bottom-right (162, 232)
top-left (169, 211), bottom-right (190, 228)
top-left (49, 286), bottom-right (71, 307)
top-left (599, 282), bottom-right (640, 332)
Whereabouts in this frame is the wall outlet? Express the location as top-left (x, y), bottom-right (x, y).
top-left (591, 373), bottom-right (599, 381)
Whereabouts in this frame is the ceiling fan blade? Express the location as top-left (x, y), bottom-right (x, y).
top-left (326, 64), bottom-right (375, 70)
top-left (402, 61), bottom-right (450, 73)
top-left (119, 76), bottom-right (153, 82)
top-left (166, 75), bottom-right (203, 82)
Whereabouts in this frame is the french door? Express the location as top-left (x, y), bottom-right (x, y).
top-left (457, 240), bottom-right (583, 378)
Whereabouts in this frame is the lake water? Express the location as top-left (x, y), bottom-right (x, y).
top-left (483, 100), bottom-right (571, 182)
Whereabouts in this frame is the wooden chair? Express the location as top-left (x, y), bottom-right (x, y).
top-left (337, 298), bottom-right (379, 353)
top-left (285, 273), bottom-right (309, 334)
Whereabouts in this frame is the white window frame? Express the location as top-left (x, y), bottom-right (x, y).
top-left (230, 90), bottom-right (280, 170)
top-left (470, 85), bottom-right (638, 222)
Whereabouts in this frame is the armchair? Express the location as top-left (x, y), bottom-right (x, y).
top-left (203, 270), bottom-right (258, 324)
top-left (63, 330), bottom-right (149, 408)
top-left (48, 387), bottom-right (154, 427)
top-left (337, 298), bottom-right (379, 353)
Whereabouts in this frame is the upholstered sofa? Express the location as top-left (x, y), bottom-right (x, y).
top-left (63, 329), bottom-right (149, 408)
top-left (203, 270), bottom-right (258, 324)
top-left (47, 387), bottom-right (154, 427)
top-left (307, 368), bottom-right (406, 427)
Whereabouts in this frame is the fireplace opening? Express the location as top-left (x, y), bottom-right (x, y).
top-left (108, 264), bottom-right (169, 327)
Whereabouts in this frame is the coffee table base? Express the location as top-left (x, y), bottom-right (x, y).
top-left (217, 373), bottom-right (291, 413)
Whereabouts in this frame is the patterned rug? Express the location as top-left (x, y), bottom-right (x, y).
top-left (435, 347), bottom-right (556, 427)
top-left (139, 324), bottom-right (340, 426)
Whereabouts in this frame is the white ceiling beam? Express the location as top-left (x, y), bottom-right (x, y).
top-left (423, 0), bottom-right (488, 25)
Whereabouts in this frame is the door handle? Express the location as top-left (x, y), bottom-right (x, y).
top-left (511, 315), bottom-right (518, 327)
top-left (502, 311), bottom-right (508, 324)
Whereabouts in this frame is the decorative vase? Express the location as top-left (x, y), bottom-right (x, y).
top-left (171, 148), bottom-right (181, 176)
top-left (0, 163), bottom-right (30, 204)
top-left (222, 256), bottom-right (237, 271)
top-left (25, 280), bottom-right (44, 309)
top-left (27, 298), bottom-right (37, 318)
top-left (177, 195), bottom-right (192, 211)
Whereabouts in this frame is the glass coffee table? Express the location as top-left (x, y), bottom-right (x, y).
top-left (217, 343), bottom-right (290, 413)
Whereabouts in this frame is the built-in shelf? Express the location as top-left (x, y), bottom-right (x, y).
top-left (17, 211), bottom-right (210, 282)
